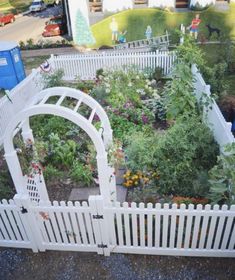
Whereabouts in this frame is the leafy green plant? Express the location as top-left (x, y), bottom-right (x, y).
top-left (163, 63), bottom-right (197, 120)
top-left (43, 164), bottom-right (64, 184)
top-left (75, 79), bottom-right (95, 93)
top-left (42, 69), bottom-right (65, 89)
top-left (124, 130), bottom-right (157, 173)
top-left (208, 143), bottom-right (235, 205)
top-left (47, 133), bottom-right (77, 170)
top-left (202, 62), bottom-right (228, 98)
top-left (70, 161), bottom-right (93, 187)
top-left (26, 38), bottom-right (34, 49)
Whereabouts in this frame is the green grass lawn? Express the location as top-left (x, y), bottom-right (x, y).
top-left (22, 55), bottom-right (50, 73)
top-left (0, 0), bottom-right (31, 13)
top-left (91, 4), bottom-right (235, 48)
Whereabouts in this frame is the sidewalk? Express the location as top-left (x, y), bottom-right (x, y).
top-left (0, 247), bottom-right (234, 280)
top-left (21, 46), bottom-right (80, 58)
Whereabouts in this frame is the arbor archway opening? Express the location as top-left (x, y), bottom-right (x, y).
top-left (3, 87), bottom-right (116, 203)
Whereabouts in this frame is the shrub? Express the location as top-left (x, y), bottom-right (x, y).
top-left (153, 114), bottom-right (219, 197)
top-left (202, 63), bottom-right (228, 98)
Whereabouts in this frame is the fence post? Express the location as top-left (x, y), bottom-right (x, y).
top-left (14, 194), bottom-right (45, 252)
top-left (89, 195), bottom-right (110, 256)
top-left (49, 54), bottom-right (55, 71)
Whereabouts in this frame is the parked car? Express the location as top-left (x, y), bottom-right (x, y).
top-left (29, 0), bottom-right (47, 12)
top-left (42, 16), bottom-right (67, 37)
top-left (0, 13), bottom-right (15, 27)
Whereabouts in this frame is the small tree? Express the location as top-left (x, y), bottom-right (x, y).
top-left (74, 9), bottom-right (96, 46)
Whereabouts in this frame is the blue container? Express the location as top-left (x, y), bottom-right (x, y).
top-left (0, 41), bottom-right (26, 90)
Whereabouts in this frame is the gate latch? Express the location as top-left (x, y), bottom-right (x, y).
top-left (92, 214), bottom-right (103, 219)
top-left (98, 244), bottom-right (108, 248)
top-left (21, 207), bottom-right (28, 214)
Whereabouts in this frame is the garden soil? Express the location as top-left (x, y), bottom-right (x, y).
top-left (0, 248), bottom-right (234, 280)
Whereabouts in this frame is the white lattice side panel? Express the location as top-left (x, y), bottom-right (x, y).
top-left (25, 176), bottom-right (41, 202)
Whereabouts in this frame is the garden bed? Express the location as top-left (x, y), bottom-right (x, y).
top-left (1, 37), bottom-right (234, 205)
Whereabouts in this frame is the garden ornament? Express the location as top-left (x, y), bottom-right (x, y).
top-left (188, 14), bottom-right (201, 40)
top-left (118, 30), bottom-right (127, 43)
top-left (206, 24), bottom-right (221, 38)
top-left (110, 17), bottom-right (119, 42)
top-left (145, 25), bottom-right (152, 40)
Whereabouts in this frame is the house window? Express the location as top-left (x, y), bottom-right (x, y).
top-left (89, 0), bottom-right (102, 13)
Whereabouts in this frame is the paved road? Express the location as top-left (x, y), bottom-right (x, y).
top-left (0, 6), bottom-right (63, 43)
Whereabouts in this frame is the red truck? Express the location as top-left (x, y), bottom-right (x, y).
top-left (42, 15), bottom-right (66, 37)
top-left (0, 13), bottom-right (15, 27)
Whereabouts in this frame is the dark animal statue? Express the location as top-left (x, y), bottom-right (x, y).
top-left (206, 24), bottom-right (221, 38)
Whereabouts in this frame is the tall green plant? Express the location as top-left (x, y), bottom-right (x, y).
top-left (208, 143), bottom-right (235, 205)
top-left (163, 35), bottom-right (205, 120)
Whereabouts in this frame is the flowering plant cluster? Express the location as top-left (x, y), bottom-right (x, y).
top-left (108, 140), bottom-right (125, 168)
top-left (172, 196), bottom-right (209, 206)
top-left (123, 170), bottom-right (160, 188)
top-left (97, 68), bottom-right (157, 107)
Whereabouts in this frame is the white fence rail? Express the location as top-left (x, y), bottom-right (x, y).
top-left (0, 69), bottom-right (43, 147)
top-left (50, 50), bottom-right (176, 81)
top-left (192, 64), bottom-right (235, 149)
top-left (0, 195), bottom-right (235, 257)
top-left (106, 201), bottom-right (235, 257)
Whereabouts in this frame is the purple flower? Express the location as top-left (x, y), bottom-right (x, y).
top-left (141, 114), bottom-right (149, 124)
top-left (124, 102), bottom-right (134, 109)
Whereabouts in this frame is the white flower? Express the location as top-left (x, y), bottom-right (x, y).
top-left (153, 92), bottom-right (160, 99)
top-left (105, 88), bottom-right (111, 93)
top-left (136, 75), bottom-right (140, 79)
top-left (128, 82), bottom-right (132, 87)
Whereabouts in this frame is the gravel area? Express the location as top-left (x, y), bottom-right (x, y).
top-left (0, 248), bottom-right (234, 280)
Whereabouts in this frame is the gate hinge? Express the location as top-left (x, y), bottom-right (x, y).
top-left (98, 244), bottom-right (108, 248)
top-left (92, 214), bottom-right (103, 219)
top-left (21, 207), bottom-right (28, 214)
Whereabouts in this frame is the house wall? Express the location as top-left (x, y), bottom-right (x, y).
top-left (102, 0), bottom-right (133, 12)
top-left (67, 0), bottom-right (90, 39)
top-left (190, 0), bottom-right (216, 7)
top-left (148, 0), bottom-right (175, 8)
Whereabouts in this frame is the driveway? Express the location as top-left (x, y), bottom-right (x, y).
top-left (0, 6), bottom-right (63, 43)
top-left (0, 248), bottom-right (234, 280)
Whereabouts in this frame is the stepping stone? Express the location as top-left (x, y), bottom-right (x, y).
top-left (116, 184), bottom-right (127, 203)
top-left (115, 168), bottom-right (125, 185)
top-left (69, 187), bottom-right (100, 201)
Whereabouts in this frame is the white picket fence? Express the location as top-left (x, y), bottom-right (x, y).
top-left (192, 64), bottom-right (235, 149)
top-left (50, 50), bottom-right (176, 80)
top-left (0, 195), bottom-right (234, 257)
top-left (0, 69), bottom-right (43, 147)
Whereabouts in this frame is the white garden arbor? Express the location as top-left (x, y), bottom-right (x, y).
top-left (3, 87), bottom-right (117, 203)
